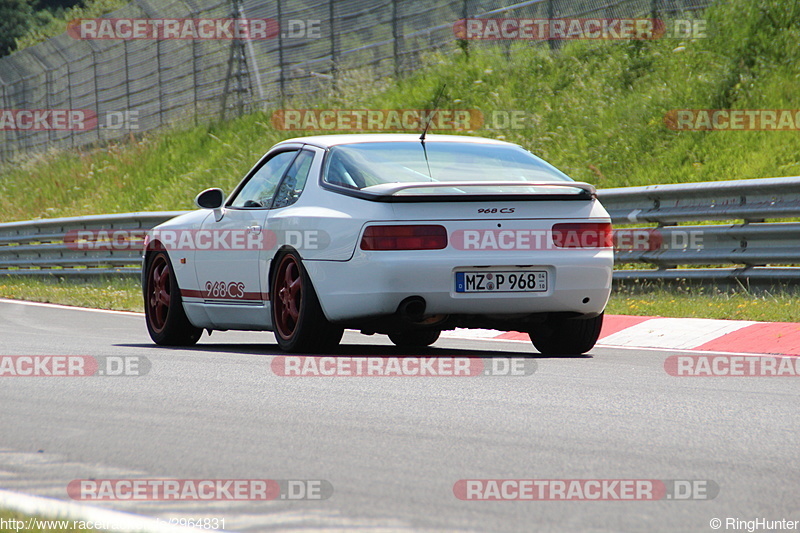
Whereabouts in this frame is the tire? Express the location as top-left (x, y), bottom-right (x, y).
top-left (144, 251), bottom-right (203, 346)
top-left (271, 251), bottom-right (344, 353)
top-left (388, 329), bottom-right (441, 348)
top-left (530, 313), bottom-right (604, 355)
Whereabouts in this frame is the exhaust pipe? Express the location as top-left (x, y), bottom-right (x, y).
top-left (397, 296), bottom-right (426, 321)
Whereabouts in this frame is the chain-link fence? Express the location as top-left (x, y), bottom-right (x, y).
top-left (0, 0), bottom-right (709, 163)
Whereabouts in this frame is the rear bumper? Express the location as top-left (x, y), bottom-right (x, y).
top-left (304, 249), bottom-right (613, 323)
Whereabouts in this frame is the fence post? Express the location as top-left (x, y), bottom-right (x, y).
top-left (87, 42), bottom-right (102, 144)
top-left (20, 74), bottom-right (31, 152)
top-left (46, 67), bottom-right (54, 147)
top-left (329, 0), bottom-right (337, 89)
top-left (277, 0), bottom-right (285, 104)
top-left (4, 62), bottom-right (26, 155)
top-left (123, 39), bottom-right (132, 129)
top-left (239, 3), bottom-right (264, 110)
top-left (52, 47), bottom-right (75, 150)
top-left (192, 26), bottom-right (199, 124)
top-left (222, 0), bottom-right (257, 119)
top-left (0, 76), bottom-right (7, 162)
top-left (392, 0), bottom-right (399, 78)
top-left (29, 50), bottom-right (55, 150)
top-left (157, 40), bottom-right (164, 127)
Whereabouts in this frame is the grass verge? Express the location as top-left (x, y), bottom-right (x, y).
top-left (2, 276), bottom-right (799, 323)
top-left (607, 285), bottom-right (800, 322)
top-left (0, 277), bottom-right (143, 313)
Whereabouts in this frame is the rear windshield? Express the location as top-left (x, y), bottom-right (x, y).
top-left (322, 141), bottom-right (577, 193)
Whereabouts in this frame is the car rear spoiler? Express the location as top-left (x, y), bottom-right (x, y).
top-left (328, 180), bottom-right (597, 203)
top-left (364, 180), bottom-right (596, 195)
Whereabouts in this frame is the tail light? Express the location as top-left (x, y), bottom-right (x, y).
top-left (361, 225), bottom-right (447, 250)
top-left (552, 222), bottom-right (613, 248)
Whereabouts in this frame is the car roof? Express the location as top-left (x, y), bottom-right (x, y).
top-left (276, 133), bottom-right (515, 149)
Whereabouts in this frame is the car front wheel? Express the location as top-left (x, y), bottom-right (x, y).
top-left (271, 251), bottom-right (344, 353)
top-left (529, 313), bottom-right (604, 355)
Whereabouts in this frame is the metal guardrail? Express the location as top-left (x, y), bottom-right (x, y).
top-left (0, 211), bottom-right (185, 276)
top-left (601, 176), bottom-right (800, 223)
top-left (603, 177), bottom-right (800, 284)
top-left (0, 176), bottom-right (799, 284)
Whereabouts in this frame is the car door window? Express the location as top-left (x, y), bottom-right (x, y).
top-left (230, 150), bottom-right (297, 208)
top-left (271, 150), bottom-right (314, 209)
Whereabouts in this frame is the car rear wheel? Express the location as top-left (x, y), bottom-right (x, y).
top-left (529, 313), bottom-right (604, 355)
top-left (388, 329), bottom-right (441, 348)
top-left (144, 251), bottom-right (202, 346)
top-left (271, 251), bottom-right (344, 353)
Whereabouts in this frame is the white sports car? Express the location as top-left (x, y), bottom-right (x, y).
top-left (143, 134), bottom-right (613, 354)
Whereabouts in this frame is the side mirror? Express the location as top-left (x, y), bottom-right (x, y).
top-left (195, 188), bottom-right (225, 221)
top-left (195, 188), bottom-right (225, 209)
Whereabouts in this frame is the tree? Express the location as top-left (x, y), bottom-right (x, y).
top-left (0, 0), bottom-right (33, 57)
top-left (34, 0), bottom-right (83, 8)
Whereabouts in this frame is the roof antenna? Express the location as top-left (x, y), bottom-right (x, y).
top-left (420, 84), bottom-right (447, 144)
top-left (420, 84), bottom-right (446, 179)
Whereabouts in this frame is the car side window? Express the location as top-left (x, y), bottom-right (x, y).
top-left (325, 149), bottom-right (361, 189)
top-left (230, 150), bottom-right (297, 208)
top-left (271, 150), bottom-right (315, 209)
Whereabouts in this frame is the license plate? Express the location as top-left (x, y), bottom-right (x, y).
top-left (455, 271), bottom-right (548, 293)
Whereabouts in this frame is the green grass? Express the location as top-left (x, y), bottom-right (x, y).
top-left (607, 286), bottom-right (800, 322)
top-left (0, 509), bottom-right (97, 532)
top-left (3, 0), bottom-right (800, 222)
top-left (0, 276), bottom-right (143, 312)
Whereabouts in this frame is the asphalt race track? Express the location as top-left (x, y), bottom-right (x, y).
top-left (1, 299), bottom-right (798, 532)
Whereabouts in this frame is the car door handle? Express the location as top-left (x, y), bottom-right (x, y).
top-left (247, 225), bottom-right (262, 235)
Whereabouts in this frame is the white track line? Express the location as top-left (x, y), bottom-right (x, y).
top-left (0, 298), bottom-right (143, 316)
top-left (0, 489), bottom-right (201, 533)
